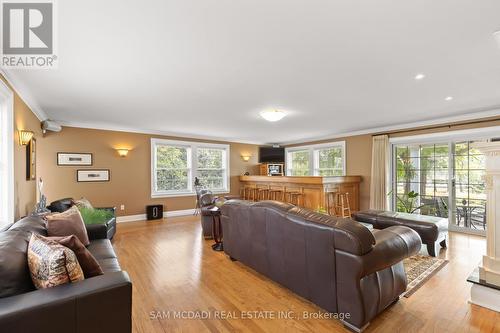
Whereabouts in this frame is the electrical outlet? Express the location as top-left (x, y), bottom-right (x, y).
top-left (120, 204), bottom-right (125, 211)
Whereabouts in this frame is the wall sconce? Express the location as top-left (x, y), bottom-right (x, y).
top-left (116, 149), bottom-right (129, 157)
top-left (18, 130), bottom-right (34, 146)
top-left (241, 154), bottom-right (251, 162)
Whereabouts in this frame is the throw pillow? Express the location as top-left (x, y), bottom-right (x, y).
top-left (27, 233), bottom-right (84, 289)
top-left (46, 206), bottom-right (90, 246)
top-left (74, 198), bottom-right (94, 210)
top-left (48, 235), bottom-right (103, 278)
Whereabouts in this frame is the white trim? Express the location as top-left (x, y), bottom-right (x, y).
top-left (470, 283), bottom-right (500, 313)
top-left (59, 120), bottom-right (265, 145)
top-left (285, 141), bottom-right (346, 176)
top-left (282, 108), bottom-right (500, 145)
top-left (151, 138), bottom-right (230, 198)
top-left (389, 125), bottom-right (500, 145)
top-left (0, 79), bottom-right (14, 225)
top-left (116, 209), bottom-right (196, 223)
top-left (0, 69), bottom-right (47, 121)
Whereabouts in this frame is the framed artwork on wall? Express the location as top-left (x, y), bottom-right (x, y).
top-left (26, 138), bottom-right (36, 180)
top-left (57, 152), bottom-right (93, 166)
top-left (77, 169), bottom-right (110, 182)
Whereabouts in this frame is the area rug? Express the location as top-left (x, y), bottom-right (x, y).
top-left (403, 254), bottom-right (448, 298)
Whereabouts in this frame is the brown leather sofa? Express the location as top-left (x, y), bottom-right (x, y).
top-left (0, 215), bottom-right (132, 333)
top-left (221, 200), bottom-right (421, 332)
top-left (352, 210), bottom-right (448, 257)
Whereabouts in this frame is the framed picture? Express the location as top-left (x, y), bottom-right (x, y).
top-left (77, 169), bottom-right (110, 182)
top-left (26, 138), bottom-right (36, 180)
top-left (57, 152), bottom-right (93, 166)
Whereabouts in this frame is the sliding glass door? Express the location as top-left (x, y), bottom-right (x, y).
top-left (392, 140), bottom-right (487, 234)
top-left (451, 142), bottom-right (486, 231)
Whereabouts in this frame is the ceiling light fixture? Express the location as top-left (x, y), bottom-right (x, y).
top-left (445, 96), bottom-right (453, 101)
top-left (260, 109), bottom-right (286, 122)
top-left (494, 31), bottom-right (500, 47)
top-left (414, 73), bottom-right (425, 80)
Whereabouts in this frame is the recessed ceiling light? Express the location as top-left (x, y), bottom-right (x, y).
top-left (260, 109), bottom-right (286, 122)
top-left (414, 74), bottom-right (425, 80)
top-left (445, 96), bottom-right (453, 101)
top-left (493, 31), bottom-right (500, 47)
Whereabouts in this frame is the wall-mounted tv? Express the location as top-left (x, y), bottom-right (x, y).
top-left (259, 147), bottom-right (285, 163)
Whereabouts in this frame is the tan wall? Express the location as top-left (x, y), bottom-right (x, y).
top-left (38, 127), bottom-right (259, 216)
top-left (1, 75), bottom-right (43, 220)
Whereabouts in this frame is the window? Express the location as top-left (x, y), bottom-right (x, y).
top-left (151, 139), bottom-right (229, 197)
top-left (286, 142), bottom-right (345, 176)
top-left (314, 146), bottom-right (344, 176)
top-left (288, 150), bottom-right (309, 176)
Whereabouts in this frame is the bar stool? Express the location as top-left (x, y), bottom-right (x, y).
top-left (269, 188), bottom-right (285, 201)
top-left (336, 192), bottom-right (351, 218)
top-left (241, 186), bottom-right (257, 201)
top-left (286, 191), bottom-right (304, 207)
top-left (326, 191), bottom-right (338, 216)
top-left (256, 187), bottom-right (270, 201)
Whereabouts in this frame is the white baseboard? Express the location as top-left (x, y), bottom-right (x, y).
top-left (116, 208), bottom-right (196, 223)
top-left (469, 283), bottom-right (500, 313)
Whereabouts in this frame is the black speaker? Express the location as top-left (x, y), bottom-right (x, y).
top-left (146, 205), bottom-right (163, 220)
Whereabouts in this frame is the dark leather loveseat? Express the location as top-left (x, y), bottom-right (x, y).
top-left (221, 200), bottom-right (421, 332)
top-left (0, 215), bottom-right (131, 333)
top-left (47, 198), bottom-right (117, 240)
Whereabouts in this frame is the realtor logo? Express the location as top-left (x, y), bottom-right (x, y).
top-left (1, 0), bottom-right (57, 68)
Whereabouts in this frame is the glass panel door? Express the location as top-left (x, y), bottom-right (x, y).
top-left (393, 143), bottom-right (449, 216)
top-left (451, 141), bottom-right (486, 231)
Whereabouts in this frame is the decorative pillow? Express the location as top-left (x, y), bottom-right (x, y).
top-left (73, 198), bottom-right (94, 210)
top-left (46, 206), bottom-right (90, 246)
top-left (48, 235), bottom-right (103, 278)
top-left (27, 233), bottom-right (84, 289)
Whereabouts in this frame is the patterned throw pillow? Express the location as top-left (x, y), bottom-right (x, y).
top-left (46, 206), bottom-right (90, 246)
top-left (73, 198), bottom-right (94, 210)
top-left (27, 233), bottom-right (84, 289)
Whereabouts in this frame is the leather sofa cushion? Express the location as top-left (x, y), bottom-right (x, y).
top-left (97, 258), bottom-right (122, 273)
top-left (87, 239), bottom-right (118, 260)
top-left (0, 230), bottom-right (36, 298)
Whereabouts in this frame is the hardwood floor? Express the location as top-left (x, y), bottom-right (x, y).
top-left (112, 216), bottom-right (500, 333)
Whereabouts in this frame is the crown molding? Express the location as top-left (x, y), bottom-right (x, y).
top-left (0, 69), bottom-right (47, 121)
top-left (57, 120), bottom-right (267, 145)
top-left (281, 108), bottom-right (500, 146)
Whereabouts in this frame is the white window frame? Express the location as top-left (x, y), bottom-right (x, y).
top-left (0, 80), bottom-right (14, 226)
top-left (151, 138), bottom-right (230, 198)
top-left (285, 141), bottom-right (346, 176)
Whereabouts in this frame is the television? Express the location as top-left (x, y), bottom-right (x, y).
top-left (259, 147), bottom-right (285, 163)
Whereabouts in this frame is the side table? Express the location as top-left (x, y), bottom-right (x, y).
top-left (209, 206), bottom-right (223, 251)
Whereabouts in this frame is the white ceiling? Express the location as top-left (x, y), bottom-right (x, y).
top-left (5, 0), bottom-right (500, 144)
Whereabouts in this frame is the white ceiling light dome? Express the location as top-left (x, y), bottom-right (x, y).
top-left (260, 109), bottom-right (286, 122)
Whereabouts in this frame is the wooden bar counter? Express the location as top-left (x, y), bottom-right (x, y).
top-left (239, 175), bottom-right (362, 213)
